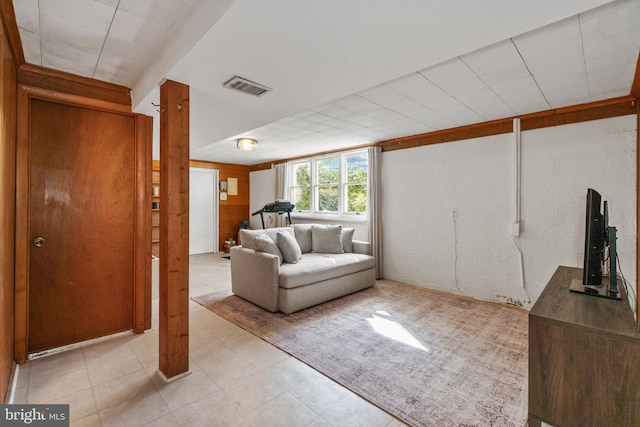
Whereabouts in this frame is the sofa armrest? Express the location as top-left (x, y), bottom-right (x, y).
top-left (352, 240), bottom-right (371, 255)
top-left (230, 246), bottom-right (280, 312)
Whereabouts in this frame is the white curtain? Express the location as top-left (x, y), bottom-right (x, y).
top-left (275, 162), bottom-right (290, 227)
top-left (367, 146), bottom-right (383, 278)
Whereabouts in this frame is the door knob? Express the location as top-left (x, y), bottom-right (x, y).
top-left (33, 237), bottom-right (46, 247)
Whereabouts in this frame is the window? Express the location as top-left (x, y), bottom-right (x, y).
top-left (289, 150), bottom-right (368, 217)
top-left (291, 162), bottom-right (311, 211)
top-left (316, 157), bottom-right (339, 212)
top-left (345, 152), bottom-right (368, 214)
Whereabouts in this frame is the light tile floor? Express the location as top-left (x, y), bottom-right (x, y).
top-left (13, 253), bottom-right (406, 426)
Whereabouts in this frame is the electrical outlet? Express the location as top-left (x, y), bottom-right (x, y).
top-left (452, 208), bottom-right (458, 217)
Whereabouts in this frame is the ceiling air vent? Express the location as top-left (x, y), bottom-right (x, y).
top-left (223, 76), bottom-right (271, 97)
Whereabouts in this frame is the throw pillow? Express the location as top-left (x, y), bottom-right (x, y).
top-left (292, 224), bottom-right (313, 253)
top-left (311, 225), bottom-right (344, 254)
top-left (276, 231), bottom-right (302, 263)
top-left (239, 229), bottom-right (263, 250)
top-left (342, 228), bottom-right (355, 253)
top-left (253, 234), bottom-right (283, 264)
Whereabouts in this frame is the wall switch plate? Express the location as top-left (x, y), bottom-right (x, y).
top-left (510, 222), bottom-right (520, 236)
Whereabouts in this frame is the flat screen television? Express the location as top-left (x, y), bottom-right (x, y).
top-left (584, 188), bottom-right (605, 285)
top-left (570, 188), bottom-right (620, 299)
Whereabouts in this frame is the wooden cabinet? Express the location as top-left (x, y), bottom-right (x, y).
top-left (529, 266), bottom-right (640, 427)
top-left (152, 169), bottom-right (160, 257)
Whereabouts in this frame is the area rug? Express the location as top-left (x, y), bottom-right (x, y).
top-left (192, 280), bottom-right (528, 427)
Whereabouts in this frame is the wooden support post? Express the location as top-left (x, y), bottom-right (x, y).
top-left (158, 80), bottom-right (190, 380)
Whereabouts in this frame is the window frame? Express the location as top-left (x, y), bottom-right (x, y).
top-left (288, 149), bottom-right (368, 220)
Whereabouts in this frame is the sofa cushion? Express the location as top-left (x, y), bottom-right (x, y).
top-left (253, 234), bottom-right (283, 264)
top-left (276, 231), bottom-right (302, 263)
top-left (293, 224), bottom-right (357, 253)
top-left (311, 225), bottom-right (344, 254)
top-left (342, 228), bottom-right (355, 253)
top-left (279, 253), bottom-right (375, 289)
top-left (292, 224), bottom-right (313, 253)
top-left (240, 227), bottom-right (295, 251)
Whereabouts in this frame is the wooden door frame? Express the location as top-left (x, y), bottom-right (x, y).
top-left (14, 84), bottom-right (151, 363)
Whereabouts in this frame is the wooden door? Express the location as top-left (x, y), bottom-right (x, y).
top-left (28, 99), bottom-right (135, 353)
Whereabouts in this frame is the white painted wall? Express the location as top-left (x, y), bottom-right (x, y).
top-left (249, 168), bottom-right (277, 230)
top-left (382, 116), bottom-right (636, 307)
top-left (519, 117), bottom-right (636, 303)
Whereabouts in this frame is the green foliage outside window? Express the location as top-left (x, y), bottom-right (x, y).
top-left (293, 162), bottom-right (311, 210)
top-left (317, 158), bottom-right (339, 184)
top-left (346, 153), bottom-right (367, 213)
top-left (318, 185), bottom-right (338, 212)
top-left (290, 151), bottom-right (368, 215)
top-left (347, 184), bottom-right (367, 212)
top-left (317, 158), bottom-right (339, 212)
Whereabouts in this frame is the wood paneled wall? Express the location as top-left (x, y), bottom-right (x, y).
top-left (190, 160), bottom-right (250, 250)
top-left (0, 6), bottom-right (17, 403)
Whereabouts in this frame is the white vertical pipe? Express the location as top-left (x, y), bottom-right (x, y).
top-left (513, 118), bottom-right (521, 226)
top-left (512, 118), bottom-right (530, 304)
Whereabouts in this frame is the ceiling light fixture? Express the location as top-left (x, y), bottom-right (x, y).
top-left (237, 138), bottom-right (257, 151)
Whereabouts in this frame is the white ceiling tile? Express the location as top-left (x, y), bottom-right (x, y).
top-left (586, 49), bottom-right (638, 99)
top-left (464, 96), bottom-right (515, 121)
top-left (491, 78), bottom-right (550, 114)
top-left (118, 0), bottom-right (199, 31)
top-left (41, 36), bottom-right (100, 66)
top-left (333, 95), bottom-right (373, 111)
top-left (385, 73), bottom-right (435, 95)
top-left (385, 73), bottom-right (456, 113)
top-left (359, 85), bottom-right (405, 106)
top-left (383, 97), bottom-right (431, 118)
top-left (462, 40), bottom-right (522, 69)
top-left (94, 0), bottom-right (120, 7)
top-left (39, 0), bottom-right (115, 29)
top-left (419, 112), bottom-right (458, 130)
top-left (319, 105), bottom-right (352, 119)
top-left (18, 29), bottom-right (41, 64)
top-left (513, 15), bottom-right (582, 59)
top-left (546, 93), bottom-right (592, 109)
top-left (302, 112), bottom-right (332, 124)
top-left (42, 52), bottom-right (96, 77)
top-left (454, 87), bottom-right (498, 104)
top-left (437, 103), bottom-right (484, 126)
top-left (460, 40), bottom-right (531, 86)
top-left (419, 58), bottom-right (486, 96)
top-left (583, 30), bottom-right (640, 60)
top-left (513, 16), bottom-right (584, 74)
top-left (519, 46), bottom-right (585, 76)
top-left (418, 94), bottom-right (465, 113)
top-left (39, 15), bottom-right (106, 52)
top-left (13, 1), bottom-right (39, 32)
top-left (108, 9), bottom-right (166, 45)
top-left (372, 110), bottom-right (406, 124)
top-left (461, 41), bottom-right (532, 87)
top-left (580, 0), bottom-right (640, 40)
top-left (13, 0), bottom-right (38, 7)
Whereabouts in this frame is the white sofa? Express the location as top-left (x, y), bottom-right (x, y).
top-left (230, 224), bottom-right (375, 314)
